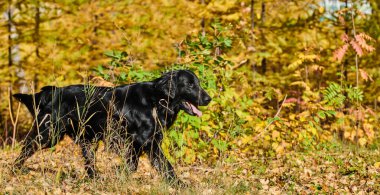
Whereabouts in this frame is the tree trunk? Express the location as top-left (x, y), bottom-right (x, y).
top-left (260, 1), bottom-right (266, 75)
top-left (251, 0), bottom-right (255, 30)
top-left (261, 1), bottom-right (265, 24)
top-left (7, 0), bottom-right (14, 144)
top-left (343, 0), bottom-right (348, 83)
top-left (34, 0), bottom-right (41, 90)
top-left (201, 0), bottom-right (205, 36)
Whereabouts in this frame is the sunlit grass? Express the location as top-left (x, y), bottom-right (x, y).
top-left (1, 138), bottom-right (380, 194)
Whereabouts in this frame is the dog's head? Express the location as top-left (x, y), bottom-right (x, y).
top-left (155, 70), bottom-right (211, 117)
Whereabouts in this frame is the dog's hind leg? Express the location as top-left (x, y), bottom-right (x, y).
top-left (13, 116), bottom-right (60, 169)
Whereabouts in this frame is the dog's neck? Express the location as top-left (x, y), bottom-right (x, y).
top-left (153, 97), bottom-right (181, 129)
top-left (155, 97), bottom-right (181, 114)
top-left (157, 99), bottom-right (174, 113)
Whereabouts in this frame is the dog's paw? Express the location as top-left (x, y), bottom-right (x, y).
top-left (114, 165), bottom-right (137, 176)
top-left (170, 179), bottom-right (189, 189)
top-left (85, 168), bottom-right (98, 179)
top-left (11, 165), bottom-right (30, 175)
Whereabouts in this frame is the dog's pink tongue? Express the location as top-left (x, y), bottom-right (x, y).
top-left (190, 103), bottom-right (202, 117)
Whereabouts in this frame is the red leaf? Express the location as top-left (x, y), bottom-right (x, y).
top-left (358, 32), bottom-right (374, 42)
top-left (338, 15), bottom-right (345, 25)
top-left (284, 98), bottom-right (298, 104)
top-left (355, 34), bottom-right (375, 53)
top-left (359, 69), bottom-right (373, 82)
top-left (366, 108), bottom-right (376, 117)
top-left (340, 33), bottom-right (349, 42)
top-left (333, 44), bottom-right (349, 62)
top-left (355, 34), bottom-right (365, 45)
top-left (350, 40), bottom-right (363, 56)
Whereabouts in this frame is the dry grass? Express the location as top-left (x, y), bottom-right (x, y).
top-left (1, 137), bottom-right (380, 194)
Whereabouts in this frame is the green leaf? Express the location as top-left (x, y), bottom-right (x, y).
top-left (104, 50), bottom-right (116, 58)
top-left (317, 111), bottom-right (326, 119)
top-left (119, 72), bottom-right (127, 81)
top-left (104, 50), bottom-right (128, 59)
top-left (223, 38), bottom-right (232, 47)
top-left (266, 116), bottom-right (280, 124)
top-left (211, 139), bottom-right (228, 152)
top-left (97, 65), bottom-right (104, 74)
top-left (325, 110), bottom-right (336, 117)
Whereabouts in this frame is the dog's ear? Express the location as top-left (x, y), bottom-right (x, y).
top-left (155, 71), bottom-right (177, 99)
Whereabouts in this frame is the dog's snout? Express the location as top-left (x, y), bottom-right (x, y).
top-left (203, 93), bottom-right (211, 104)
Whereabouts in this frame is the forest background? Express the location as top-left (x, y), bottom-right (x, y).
top-left (0, 0), bottom-right (380, 193)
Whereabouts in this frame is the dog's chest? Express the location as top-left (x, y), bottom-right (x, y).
top-left (154, 108), bottom-right (178, 129)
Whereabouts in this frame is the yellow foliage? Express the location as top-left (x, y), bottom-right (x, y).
top-left (309, 127), bottom-right (318, 136)
top-left (358, 138), bottom-right (367, 146)
top-left (207, 0), bottom-right (238, 13)
top-left (200, 125), bottom-right (213, 137)
top-left (272, 130), bottom-right (280, 140)
top-left (0, 0), bottom-right (379, 164)
top-left (222, 13), bottom-right (241, 21)
top-left (239, 135), bottom-right (249, 145)
top-left (318, 6), bottom-right (325, 13)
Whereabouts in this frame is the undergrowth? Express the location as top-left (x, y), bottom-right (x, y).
top-left (1, 13), bottom-right (379, 194)
top-left (1, 138), bottom-right (379, 194)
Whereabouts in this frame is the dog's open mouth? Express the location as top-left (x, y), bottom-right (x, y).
top-left (182, 101), bottom-right (202, 117)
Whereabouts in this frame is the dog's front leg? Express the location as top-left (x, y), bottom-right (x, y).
top-left (145, 141), bottom-right (185, 186)
top-left (79, 141), bottom-right (97, 178)
top-left (124, 142), bottom-right (142, 173)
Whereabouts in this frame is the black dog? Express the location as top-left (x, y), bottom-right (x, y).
top-left (13, 70), bottom-right (211, 185)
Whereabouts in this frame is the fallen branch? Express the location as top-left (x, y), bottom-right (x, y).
top-left (253, 94), bottom-right (287, 141)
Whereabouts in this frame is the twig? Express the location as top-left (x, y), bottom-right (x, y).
top-left (8, 88), bottom-right (21, 149)
top-left (351, 9), bottom-right (360, 146)
top-left (253, 94), bottom-right (287, 141)
top-left (231, 59), bottom-right (248, 70)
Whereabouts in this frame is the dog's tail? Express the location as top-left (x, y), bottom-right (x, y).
top-left (13, 93), bottom-right (35, 115)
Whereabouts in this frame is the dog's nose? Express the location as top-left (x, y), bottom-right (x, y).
top-left (203, 94), bottom-right (211, 104)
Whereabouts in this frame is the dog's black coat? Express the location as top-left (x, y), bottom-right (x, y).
top-left (13, 70), bottom-right (211, 184)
